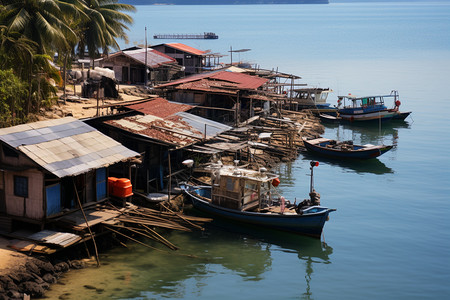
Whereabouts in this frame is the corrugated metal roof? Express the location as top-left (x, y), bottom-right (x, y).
top-left (27, 230), bottom-right (81, 248)
top-left (174, 112), bottom-right (232, 137)
top-left (107, 48), bottom-right (176, 68)
top-left (155, 71), bottom-right (218, 88)
top-left (0, 117), bottom-right (139, 178)
top-left (165, 43), bottom-right (206, 56)
top-left (210, 71), bottom-right (268, 89)
top-left (125, 98), bottom-right (193, 117)
top-left (105, 112), bottom-right (231, 149)
top-left (155, 70), bottom-right (268, 90)
top-left (175, 79), bottom-right (238, 94)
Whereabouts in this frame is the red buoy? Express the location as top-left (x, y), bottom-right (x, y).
top-left (272, 178), bottom-right (280, 187)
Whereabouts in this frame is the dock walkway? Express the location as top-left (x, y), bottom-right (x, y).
top-left (153, 32), bottom-right (218, 39)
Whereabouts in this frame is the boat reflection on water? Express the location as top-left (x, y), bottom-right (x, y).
top-left (200, 217), bottom-right (333, 263)
top-left (300, 152), bottom-right (394, 175)
top-left (195, 219), bottom-right (333, 299)
top-left (322, 119), bottom-right (411, 149)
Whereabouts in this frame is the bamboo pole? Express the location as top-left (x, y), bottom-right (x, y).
top-left (139, 223), bottom-right (178, 250)
top-left (106, 226), bottom-right (165, 252)
top-left (110, 223), bottom-right (178, 250)
top-left (159, 202), bottom-right (204, 231)
top-left (73, 179), bottom-right (100, 267)
top-left (105, 226), bottom-right (200, 259)
top-left (168, 150), bottom-right (172, 205)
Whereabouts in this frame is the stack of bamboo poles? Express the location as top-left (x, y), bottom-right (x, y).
top-left (101, 203), bottom-right (212, 255)
top-left (242, 111), bottom-right (323, 163)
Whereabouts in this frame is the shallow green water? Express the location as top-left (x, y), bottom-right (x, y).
top-left (45, 2), bottom-right (450, 299)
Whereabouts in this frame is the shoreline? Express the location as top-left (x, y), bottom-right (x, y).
top-left (0, 81), bottom-right (323, 298)
top-left (0, 236), bottom-right (98, 298)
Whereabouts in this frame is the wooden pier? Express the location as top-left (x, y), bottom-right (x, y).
top-left (153, 32), bottom-right (218, 39)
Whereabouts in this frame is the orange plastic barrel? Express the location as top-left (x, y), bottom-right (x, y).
top-left (114, 178), bottom-right (133, 197)
top-left (108, 177), bottom-right (118, 195)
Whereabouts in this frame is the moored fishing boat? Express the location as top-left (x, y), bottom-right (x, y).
top-left (302, 137), bottom-right (393, 159)
top-left (285, 87), bottom-right (338, 115)
top-left (181, 160), bottom-right (336, 238)
top-left (321, 90), bottom-right (411, 123)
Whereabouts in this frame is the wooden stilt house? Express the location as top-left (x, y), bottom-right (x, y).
top-left (0, 117), bottom-right (139, 232)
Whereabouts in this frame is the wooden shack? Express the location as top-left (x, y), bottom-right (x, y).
top-left (151, 43), bottom-right (207, 75)
top-left (85, 98), bottom-right (232, 194)
top-left (99, 47), bottom-right (183, 84)
top-left (154, 69), bottom-right (273, 125)
top-left (0, 117), bottom-right (139, 231)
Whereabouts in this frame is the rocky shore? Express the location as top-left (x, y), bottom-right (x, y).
top-left (0, 240), bottom-right (92, 300)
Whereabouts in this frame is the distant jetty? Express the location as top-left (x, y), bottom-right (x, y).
top-left (154, 32), bottom-right (219, 39)
top-left (121, 1), bottom-right (328, 5)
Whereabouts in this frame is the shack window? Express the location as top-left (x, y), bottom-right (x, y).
top-left (14, 176), bottom-right (28, 198)
top-left (226, 178), bottom-right (236, 191)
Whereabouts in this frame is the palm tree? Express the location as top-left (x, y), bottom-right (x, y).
top-left (0, 25), bottom-right (37, 74)
top-left (78, 0), bottom-right (135, 61)
top-left (0, 1), bottom-right (83, 110)
top-left (0, 0), bottom-right (80, 55)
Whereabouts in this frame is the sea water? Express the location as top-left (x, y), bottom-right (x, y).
top-left (45, 2), bottom-right (450, 299)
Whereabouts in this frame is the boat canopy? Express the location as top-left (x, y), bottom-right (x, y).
top-left (338, 91), bottom-right (400, 108)
top-left (205, 163), bottom-right (279, 211)
top-left (338, 94), bottom-right (391, 108)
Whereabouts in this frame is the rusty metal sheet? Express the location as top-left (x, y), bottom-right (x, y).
top-left (164, 43), bottom-right (207, 56)
top-left (126, 98), bottom-right (193, 117)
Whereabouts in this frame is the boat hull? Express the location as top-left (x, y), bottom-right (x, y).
top-left (391, 111), bottom-right (412, 120)
top-left (182, 186), bottom-right (334, 238)
top-left (303, 138), bottom-right (393, 159)
top-left (339, 109), bottom-right (397, 122)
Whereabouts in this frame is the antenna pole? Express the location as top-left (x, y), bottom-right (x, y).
top-left (145, 27), bottom-right (148, 87)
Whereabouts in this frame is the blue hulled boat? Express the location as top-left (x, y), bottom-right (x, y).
top-left (181, 161), bottom-right (335, 238)
top-left (303, 137), bottom-right (393, 160)
top-left (321, 90), bottom-right (411, 123)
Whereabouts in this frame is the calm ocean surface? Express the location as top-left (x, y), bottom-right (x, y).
top-left (46, 2), bottom-right (450, 299)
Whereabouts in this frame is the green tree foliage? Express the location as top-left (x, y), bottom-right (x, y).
top-left (0, 0), bottom-right (80, 55)
top-left (0, 0), bottom-right (135, 126)
top-left (0, 25), bottom-right (36, 75)
top-left (0, 69), bottom-right (28, 127)
top-left (78, 0), bottom-right (135, 59)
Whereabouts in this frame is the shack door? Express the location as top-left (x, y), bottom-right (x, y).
top-left (96, 167), bottom-right (107, 201)
top-left (46, 183), bottom-right (61, 217)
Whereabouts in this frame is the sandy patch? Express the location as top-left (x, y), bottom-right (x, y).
top-left (54, 84), bottom-right (152, 119)
top-left (0, 237), bottom-right (29, 273)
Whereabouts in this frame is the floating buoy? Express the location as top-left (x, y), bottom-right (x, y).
top-left (272, 177), bottom-right (280, 187)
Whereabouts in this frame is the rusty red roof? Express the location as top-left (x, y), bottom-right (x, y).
top-left (155, 70), bottom-right (268, 90)
top-left (165, 43), bottom-right (207, 56)
top-left (104, 111), bottom-right (231, 149)
top-left (209, 71), bottom-right (268, 90)
top-left (176, 79), bottom-right (238, 95)
top-left (125, 98), bottom-right (193, 118)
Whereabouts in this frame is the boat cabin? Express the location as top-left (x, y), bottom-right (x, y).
top-left (289, 88), bottom-right (332, 110)
top-left (339, 95), bottom-right (386, 107)
top-left (338, 91), bottom-right (401, 110)
top-left (209, 164), bottom-right (279, 211)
